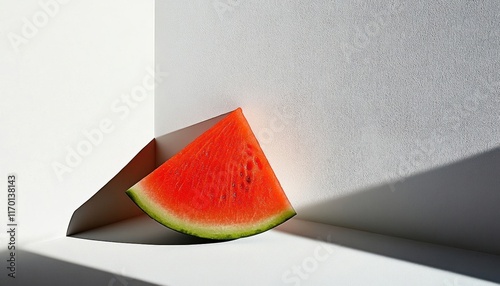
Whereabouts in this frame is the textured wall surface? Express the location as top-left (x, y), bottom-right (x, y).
top-left (156, 1), bottom-right (500, 210)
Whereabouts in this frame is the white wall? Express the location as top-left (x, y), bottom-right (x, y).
top-left (155, 0), bottom-right (500, 253)
top-left (0, 0), bottom-right (154, 243)
top-left (155, 0), bottom-right (499, 207)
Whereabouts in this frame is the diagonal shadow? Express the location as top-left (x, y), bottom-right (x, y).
top-left (298, 147), bottom-right (500, 255)
top-left (276, 218), bottom-right (500, 284)
top-left (280, 147), bottom-right (500, 283)
top-left (0, 249), bottom-right (162, 286)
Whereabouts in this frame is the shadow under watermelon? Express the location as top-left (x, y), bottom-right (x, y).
top-left (67, 112), bottom-right (230, 245)
top-left (71, 214), bottom-right (229, 245)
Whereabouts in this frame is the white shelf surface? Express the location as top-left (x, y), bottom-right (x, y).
top-left (16, 218), bottom-right (500, 286)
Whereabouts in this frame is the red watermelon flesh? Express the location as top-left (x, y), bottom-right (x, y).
top-left (126, 108), bottom-right (296, 239)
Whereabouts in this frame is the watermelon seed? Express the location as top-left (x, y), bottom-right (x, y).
top-left (255, 157), bottom-right (263, 170)
top-left (245, 176), bottom-right (251, 183)
top-left (246, 161), bottom-right (253, 171)
top-left (239, 171), bottom-right (243, 177)
top-left (245, 186), bottom-right (250, 191)
top-left (246, 144), bottom-right (253, 156)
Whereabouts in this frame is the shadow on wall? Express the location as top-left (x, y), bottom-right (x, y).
top-left (276, 218), bottom-right (500, 284)
top-left (0, 250), bottom-right (161, 286)
top-left (298, 146), bottom-right (500, 256)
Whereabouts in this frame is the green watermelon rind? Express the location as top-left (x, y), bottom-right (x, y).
top-left (126, 185), bottom-right (296, 240)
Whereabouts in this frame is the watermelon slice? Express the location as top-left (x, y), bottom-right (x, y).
top-left (126, 108), bottom-right (296, 239)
